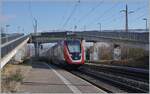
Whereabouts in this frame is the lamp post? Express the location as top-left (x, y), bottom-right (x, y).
top-left (74, 25), bottom-right (77, 32)
top-left (97, 23), bottom-right (101, 32)
top-left (84, 25), bottom-right (86, 31)
top-left (6, 24), bottom-right (10, 34)
top-left (33, 18), bottom-right (39, 56)
top-left (6, 25), bottom-right (10, 42)
top-left (22, 28), bottom-right (24, 32)
top-left (143, 18), bottom-right (148, 31)
top-left (33, 18), bottom-right (37, 34)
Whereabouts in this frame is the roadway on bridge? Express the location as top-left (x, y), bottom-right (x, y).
top-left (18, 61), bottom-right (105, 93)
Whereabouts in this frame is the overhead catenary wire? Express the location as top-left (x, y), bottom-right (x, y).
top-left (133, 5), bottom-right (146, 12)
top-left (99, 4), bottom-right (146, 23)
top-left (128, 12), bottom-right (148, 29)
top-left (105, 5), bottom-right (147, 24)
top-left (28, 1), bottom-right (38, 33)
top-left (65, 0), bottom-right (104, 31)
top-left (76, 0), bottom-right (104, 24)
top-left (85, 2), bottom-right (121, 27)
top-left (131, 12), bottom-right (148, 23)
top-left (102, 5), bottom-right (148, 30)
top-left (28, 1), bottom-right (34, 27)
top-left (61, 0), bottom-right (80, 30)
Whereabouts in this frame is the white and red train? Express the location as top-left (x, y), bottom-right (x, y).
top-left (44, 39), bottom-right (85, 68)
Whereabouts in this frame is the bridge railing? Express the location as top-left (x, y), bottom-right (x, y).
top-left (76, 32), bottom-right (149, 43)
top-left (1, 35), bottom-right (29, 58)
top-left (1, 33), bottom-right (24, 44)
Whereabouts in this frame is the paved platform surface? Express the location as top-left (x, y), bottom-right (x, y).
top-left (18, 61), bottom-right (106, 93)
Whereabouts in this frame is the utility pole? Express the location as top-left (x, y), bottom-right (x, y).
top-left (84, 25), bottom-right (86, 31)
top-left (125, 5), bottom-right (128, 32)
top-left (74, 25), bottom-right (77, 32)
top-left (120, 4), bottom-right (134, 32)
top-left (33, 18), bottom-right (39, 57)
top-left (120, 4), bottom-right (134, 60)
top-left (6, 24), bottom-right (10, 34)
top-left (97, 23), bottom-right (101, 32)
top-left (33, 18), bottom-right (37, 34)
top-left (22, 28), bottom-right (24, 32)
top-left (143, 18), bottom-right (148, 31)
top-left (6, 24), bottom-right (10, 42)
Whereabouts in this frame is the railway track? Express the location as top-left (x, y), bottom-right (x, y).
top-left (70, 64), bottom-right (149, 93)
top-left (45, 62), bottom-right (149, 93)
top-left (84, 63), bottom-right (149, 83)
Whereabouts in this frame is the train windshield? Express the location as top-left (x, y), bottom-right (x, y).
top-left (66, 40), bottom-right (81, 53)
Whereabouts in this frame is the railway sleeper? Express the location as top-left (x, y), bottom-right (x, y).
top-left (79, 67), bottom-right (149, 93)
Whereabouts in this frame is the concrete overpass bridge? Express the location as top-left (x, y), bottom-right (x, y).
top-left (1, 29), bottom-right (149, 68)
top-left (30, 30), bottom-right (148, 44)
top-left (30, 30), bottom-right (149, 55)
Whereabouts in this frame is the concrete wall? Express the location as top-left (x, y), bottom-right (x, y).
top-left (0, 38), bottom-right (29, 68)
top-left (86, 41), bottom-right (148, 61)
top-left (13, 43), bottom-right (28, 63)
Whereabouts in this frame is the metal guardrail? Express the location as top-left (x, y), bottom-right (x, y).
top-left (76, 32), bottom-right (149, 43)
top-left (30, 31), bottom-right (149, 44)
top-left (1, 35), bottom-right (29, 58)
top-left (76, 34), bottom-right (148, 44)
top-left (1, 33), bottom-right (24, 44)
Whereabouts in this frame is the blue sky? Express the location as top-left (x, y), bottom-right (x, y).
top-left (1, 0), bottom-right (149, 34)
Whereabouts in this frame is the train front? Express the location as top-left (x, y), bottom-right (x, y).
top-left (64, 40), bottom-right (84, 66)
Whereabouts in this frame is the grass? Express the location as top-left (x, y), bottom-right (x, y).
top-left (9, 69), bottom-right (23, 82)
top-left (1, 64), bottom-right (24, 93)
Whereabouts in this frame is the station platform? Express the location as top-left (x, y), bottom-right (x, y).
top-left (18, 61), bottom-right (106, 93)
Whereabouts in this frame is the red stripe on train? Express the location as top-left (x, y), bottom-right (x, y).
top-left (64, 41), bottom-right (84, 65)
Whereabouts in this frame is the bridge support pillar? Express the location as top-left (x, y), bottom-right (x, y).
top-left (82, 39), bottom-right (86, 60)
top-left (90, 42), bottom-right (99, 61)
top-left (113, 44), bottom-right (121, 61)
top-left (34, 42), bottom-right (40, 57)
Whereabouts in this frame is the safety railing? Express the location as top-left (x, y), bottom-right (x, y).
top-left (76, 32), bottom-right (149, 43)
top-left (1, 35), bottom-right (29, 58)
top-left (1, 33), bottom-right (24, 44)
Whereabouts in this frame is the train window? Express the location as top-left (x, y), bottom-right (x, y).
top-left (66, 40), bottom-right (81, 53)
